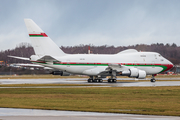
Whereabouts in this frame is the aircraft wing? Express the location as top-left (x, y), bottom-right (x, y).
top-left (95, 63), bottom-right (132, 77)
top-left (8, 55), bottom-right (30, 60)
top-left (106, 63), bottom-right (129, 72)
top-left (83, 64), bottom-right (130, 76)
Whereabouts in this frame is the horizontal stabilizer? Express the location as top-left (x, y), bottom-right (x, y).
top-left (8, 55), bottom-right (30, 61)
top-left (37, 55), bottom-right (60, 62)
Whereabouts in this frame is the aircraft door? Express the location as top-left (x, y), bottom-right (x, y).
top-left (152, 61), bottom-right (155, 68)
top-left (152, 54), bottom-right (157, 68)
top-left (134, 60), bottom-right (137, 68)
top-left (92, 58), bottom-right (97, 68)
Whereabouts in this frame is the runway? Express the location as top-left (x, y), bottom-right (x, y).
top-left (0, 108), bottom-right (179, 120)
top-left (0, 78), bottom-right (180, 87)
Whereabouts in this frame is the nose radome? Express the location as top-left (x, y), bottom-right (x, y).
top-left (167, 61), bottom-right (174, 71)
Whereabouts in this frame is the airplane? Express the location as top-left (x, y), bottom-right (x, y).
top-left (9, 19), bottom-right (174, 83)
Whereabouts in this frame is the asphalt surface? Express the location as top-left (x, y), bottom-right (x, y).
top-left (0, 108), bottom-right (179, 120)
top-left (0, 78), bottom-right (180, 87)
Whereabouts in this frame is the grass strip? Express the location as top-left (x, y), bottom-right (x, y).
top-left (0, 86), bottom-right (180, 116)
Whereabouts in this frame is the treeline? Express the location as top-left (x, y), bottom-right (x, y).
top-left (0, 42), bottom-right (179, 65)
top-left (0, 42), bottom-right (34, 64)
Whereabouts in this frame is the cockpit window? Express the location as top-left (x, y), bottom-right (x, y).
top-left (159, 54), bottom-right (161, 57)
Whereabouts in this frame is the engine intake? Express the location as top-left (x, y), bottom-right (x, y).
top-left (137, 70), bottom-right (146, 79)
top-left (129, 68), bottom-right (139, 77)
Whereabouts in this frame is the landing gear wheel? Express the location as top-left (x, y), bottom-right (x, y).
top-left (88, 79), bottom-right (93, 83)
top-left (150, 79), bottom-right (156, 82)
top-left (93, 79), bottom-right (98, 83)
top-left (108, 79), bottom-right (117, 83)
top-left (113, 79), bottom-right (117, 83)
top-left (98, 79), bottom-right (103, 83)
top-left (150, 74), bottom-right (156, 82)
top-left (108, 79), bottom-right (112, 83)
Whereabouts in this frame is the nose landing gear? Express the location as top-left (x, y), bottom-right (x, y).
top-left (150, 74), bottom-right (156, 82)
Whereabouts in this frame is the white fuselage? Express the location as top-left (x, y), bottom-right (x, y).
top-left (32, 51), bottom-right (173, 76)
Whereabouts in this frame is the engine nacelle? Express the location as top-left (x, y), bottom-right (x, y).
top-left (51, 71), bottom-right (71, 76)
top-left (121, 68), bottom-right (146, 79)
top-left (52, 71), bottom-right (62, 75)
top-left (61, 71), bottom-right (71, 76)
top-left (137, 70), bottom-right (146, 79)
top-left (129, 68), bottom-right (139, 77)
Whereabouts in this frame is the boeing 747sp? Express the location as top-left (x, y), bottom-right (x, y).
top-left (10, 19), bottom-right (174, 83)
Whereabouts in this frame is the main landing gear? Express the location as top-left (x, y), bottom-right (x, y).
top-left (87, 76), bottom-right (117, 83)
top-left (88, 76), bottom-right (103, 83)
top-left (107, 75), bottom-right (117, 83)
top-left (150, 74), bottom-right (156, 82)
top-left (107, 78), bottom-right (117, 83)
top-left (107, 70), bottom-right (117, 83)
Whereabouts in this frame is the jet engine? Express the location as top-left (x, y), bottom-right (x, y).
top-left (51, 71), bottom-right (71, 76)
top-left (121, 68), bottom-right (146, 79)
top-left (137, 70), bottom-right (146, 79)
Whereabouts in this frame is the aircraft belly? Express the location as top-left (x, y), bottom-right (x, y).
top-left (44, 64), bottom-right (64, 71)
top-left (64, 66), bottom-right (94, 74)
top-left (82, 66), bottom-right (107, 76)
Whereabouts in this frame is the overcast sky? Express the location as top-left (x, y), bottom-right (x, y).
top-left (0, 0), bottom-right (180, 50)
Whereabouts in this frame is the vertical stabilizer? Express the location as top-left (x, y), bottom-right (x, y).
top-left (24, 19), bottom-right (65, 57)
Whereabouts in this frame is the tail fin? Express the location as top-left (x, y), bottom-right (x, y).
top-left (24, 19), bottom-right (65, 57)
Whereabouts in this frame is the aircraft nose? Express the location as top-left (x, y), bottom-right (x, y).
top-left (166, 61), bottom-right (174, 71)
